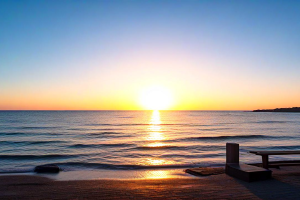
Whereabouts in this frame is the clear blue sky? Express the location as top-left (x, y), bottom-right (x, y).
top-left (1, 0), bottom-right (300, 110)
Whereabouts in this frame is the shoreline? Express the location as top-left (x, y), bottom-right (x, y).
top-left (1, 166), bottom-right (300, 199)
top-left (0, 168), bottom-right (196, 181)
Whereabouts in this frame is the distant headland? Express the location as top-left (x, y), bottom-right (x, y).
top-left (253, 107), bottom-right (300, 112)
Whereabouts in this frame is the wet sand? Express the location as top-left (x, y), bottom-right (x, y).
top-left (1, 166), bottom-right (300, 199)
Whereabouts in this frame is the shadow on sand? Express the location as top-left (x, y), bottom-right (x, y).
top-left (238, 177), bottom-right (300, 200)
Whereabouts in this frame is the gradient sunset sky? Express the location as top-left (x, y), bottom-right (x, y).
top-left (1, 0), bottom-right (300, 110)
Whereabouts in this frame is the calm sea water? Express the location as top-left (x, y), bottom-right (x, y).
top-left (0, 111), bottom-right (300, 173)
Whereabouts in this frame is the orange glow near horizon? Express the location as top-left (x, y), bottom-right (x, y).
top-left (1, 81), bottom-right (299, 111)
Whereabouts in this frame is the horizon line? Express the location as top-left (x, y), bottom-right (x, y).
top-left (0, 109), bottom-right (252, 111)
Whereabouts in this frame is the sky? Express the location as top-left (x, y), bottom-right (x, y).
top-left (0, 0), bottom-right (300, 110)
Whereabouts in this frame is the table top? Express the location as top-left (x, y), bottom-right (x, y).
top-left (249, 150), bottom-right (300, 155)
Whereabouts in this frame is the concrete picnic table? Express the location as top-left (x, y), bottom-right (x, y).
top-left (249, 150), bottom-right (300, 169)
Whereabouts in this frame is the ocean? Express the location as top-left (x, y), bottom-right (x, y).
top-left (1, 110), bottom-right (300, 175)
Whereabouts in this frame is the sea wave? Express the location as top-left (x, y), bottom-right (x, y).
top-left (84, 123), bottom-right (199, 127)
top-left (160, 153), bottom-right (225, 158)
top-left (85, 132), bottom-right (123, 136)
top-left (133, 145), bottom-right (182, 150)
top-left (18, 126), bottom-right (62, 130)
top-left (182, 135), bottom-right (291, 141)
top-left (0, 154), bottom-right (77, 160)
top-left (252, 145), bottom-right (300, 150)
top-left (55, 162), bottom-right (199, 170)
top-left (69, 143), bottom-right (135, 148)
top-left (131, 145), bottom-right (225, 151)
top-left (0, 140), bottom-right (66, 145)
top-left (255, 121), bottom-right (289, 124)
top-left (0, 132), bottom-right (26, 136)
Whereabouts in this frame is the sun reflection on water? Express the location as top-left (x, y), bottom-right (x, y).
top-left (143, 170), bottom-right (172, 179)
top-left (138, 158), bottom-right (175, 166)
top-left (147, 142), bottom-right (166, 147)
top-left (146, 110), bottom-right (165, 141)
top-left (150, 110), bottom-right (161, 124)
top-left (140, 111), bottom-right (175, 170)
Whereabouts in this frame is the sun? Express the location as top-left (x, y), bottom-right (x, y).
top-left (139, 86), bottom-right (173, 110)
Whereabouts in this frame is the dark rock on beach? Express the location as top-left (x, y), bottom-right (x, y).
top-left (185, 167), bottom-right (225, 176)
top-left (34, 164), bottom-right (60, 173)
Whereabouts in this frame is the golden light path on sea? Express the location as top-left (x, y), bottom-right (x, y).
top-left (139, 110), bottom-right (175, 168)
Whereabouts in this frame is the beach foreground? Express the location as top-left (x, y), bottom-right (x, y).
top-left (1, 166), bottom-right (300, 199)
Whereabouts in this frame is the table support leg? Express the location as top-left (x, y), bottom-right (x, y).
top-left (262, 155), bottom-right (269, 169)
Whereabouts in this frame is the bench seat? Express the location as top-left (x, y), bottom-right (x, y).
top-left (226, 163), bottom-right (272, 182)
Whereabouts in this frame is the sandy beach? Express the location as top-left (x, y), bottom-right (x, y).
top-left (1, 166), bottom-right (300, 199)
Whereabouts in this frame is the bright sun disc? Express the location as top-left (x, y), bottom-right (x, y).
top-left (139, 86), bottom-right (173, 110)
